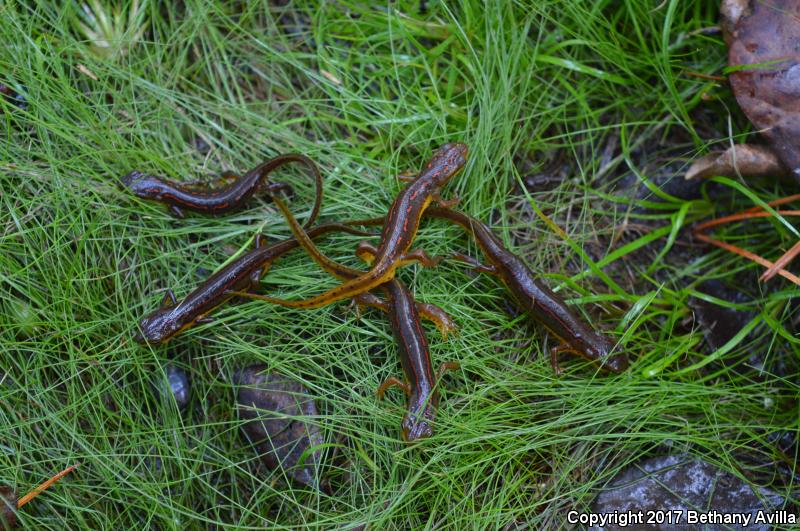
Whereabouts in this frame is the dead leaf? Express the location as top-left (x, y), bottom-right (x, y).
top-left (235, 365), bottom-right (324, 489)
top-left (725, 0), bottom-right (800, 180)
top-left (685, 143), bottom-right (785, 179)
top-left (76, 64), bottom-right (98, 81)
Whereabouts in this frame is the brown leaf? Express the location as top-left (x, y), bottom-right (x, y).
top-left (235, 365), bottom-right (324, 489)
top-left (685, 143), bottom-right (785, 179)
top-left (726, 0), bottom-right (800, 180)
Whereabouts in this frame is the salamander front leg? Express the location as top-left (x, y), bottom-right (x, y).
top-left (355, 241), bottom-right (379, 264)
top-left (353, 292), bottom-right (388, 315)
top-left (346, 291), bottom-right (390, 321)
top-left (376, 377), bottom-right (410, 399)
top-left (169, 205), bottom-right (185, 218)
top-left (160, 289), bottom-right (178, 308)
top-left (433, 192), bottom-right (460, 209)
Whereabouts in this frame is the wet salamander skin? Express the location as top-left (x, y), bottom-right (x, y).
top-left (255, 199), bottom-right (448, 438)
top-left (384, 279), bottom-right (439, 441)
top-left (426, 207), bottom-right (629, 373)
top-left (134, 222), bottom-right (368, 345)
top-left (135, 219), bottom-right (456, 344)
top-left (121, 154), bottom-right (320, 225)
top-left (239, 143), bottom-right (468, 309)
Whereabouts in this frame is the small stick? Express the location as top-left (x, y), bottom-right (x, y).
top-left (693, 210), bottom-right (800, 233)
top-left (760, 240), bottom-right (800, 282)
top-left (683, 70), bottom-right (727, 82)
top-left (16, 464), bottom-right (79, 509)
top-left (694, 232), bottom-right (800, 285)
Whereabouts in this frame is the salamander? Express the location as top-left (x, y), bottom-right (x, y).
top-left (135, 223), bottom-right (456, 345)
top-left (120, 153), bottom-right (320, 225)
top-left (376, 278), bottom-right (459, 441)
top-left (134, 222), bottom-right (368, 345)
top-left (232, 197), bottom-right (457, 439)
top-left (425, 207), bottom-right (629, 373)
top-left (234, 143), bottom-right (468, 309)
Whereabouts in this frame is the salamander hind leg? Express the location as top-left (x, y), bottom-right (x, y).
top-left (437, 361), bottom-right (460, 381)
top-left (401, 248), bottom-right (442, 268)
top-left (215, 171), bottom-right (240, 187)
top-left (376, 377), bottom-right (410, 399)
top-left (550, 344), bottom-right (581, 375)
top-left (451, 252), bottom-right (498, 276)
top-left (416, 302), bottom-right (458, 339)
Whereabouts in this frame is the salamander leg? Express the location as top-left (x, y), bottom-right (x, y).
top-left (550, 345), bottom-right (581, 375)
top-left (451, 252), bottom-right (498, 275)
top-left (216, 171), bottom-right (240, 186)
top-left (182, 172), bottom-right (238, 188)
top-left (254, 233), bottom-right (268, 249)
top-left (416, 302), bottom-right (458, 339)
top-left (437, 361), bottom-right (460, 381)
top-left (353, 292), bottom-right (388, 314)
top-left (169, 205), bottom-right (185, 218)
top-left (342, 296), bottom-right (368, 321)
top-left (376, 377), bottom-right (410, 399)
top-left (398, 171), bottom-right (416, 183)
top-left (247, 262), bottom-right (272, 289)
top-left (433, 192), bottom-right (460, 209)
top-left (160, 289), bottom-right (178, 308)
top-left (401, 248), bottom-right (442, 268)
top-left (242, 234), bottom-right (273, 288)
top-left (355, 241), bottom-right (379, 264)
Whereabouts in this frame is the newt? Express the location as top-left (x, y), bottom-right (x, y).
top-left (233, 196), bottom-right (458, 439)
top-left (120, 154), bottom-right (319, 225)
top-left (234, 143), bottom-right (468, 309)
top-left (134, 223), bottom-right (366, 344)
top-left (425, 207), bottom-right (629, 373)
top-left (376, 278), bottom-right (459, 441)
top-left (135, 222), bottom-right (455, 345)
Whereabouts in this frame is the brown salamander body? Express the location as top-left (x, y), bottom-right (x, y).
top-left (121, 154), bottom-right (318, 224)
top-left (426, 207), bottom-right (628, 373)
top-left (236, 143), bottom-right (468, 309)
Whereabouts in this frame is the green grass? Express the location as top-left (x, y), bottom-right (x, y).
top-left (1, 0), bottom-right (797, 528)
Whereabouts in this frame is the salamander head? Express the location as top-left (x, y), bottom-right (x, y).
top-left (134, 309), bottom-right (180, 345)
top-left (583, 336), bottom-right (629, 374)
top-left (401, 395), bottom-right (437, 441)
top-left (424, 142), bottom-right (468, 186)
top-left (119, 170), bottom-right (168, 200)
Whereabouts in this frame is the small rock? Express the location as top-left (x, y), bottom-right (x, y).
top-left (590, 454), bottom-right (784, 531)
top-left (234, 365), bottom-right (324, 489)
top-left (154, 364), bottom-right (190, 412)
